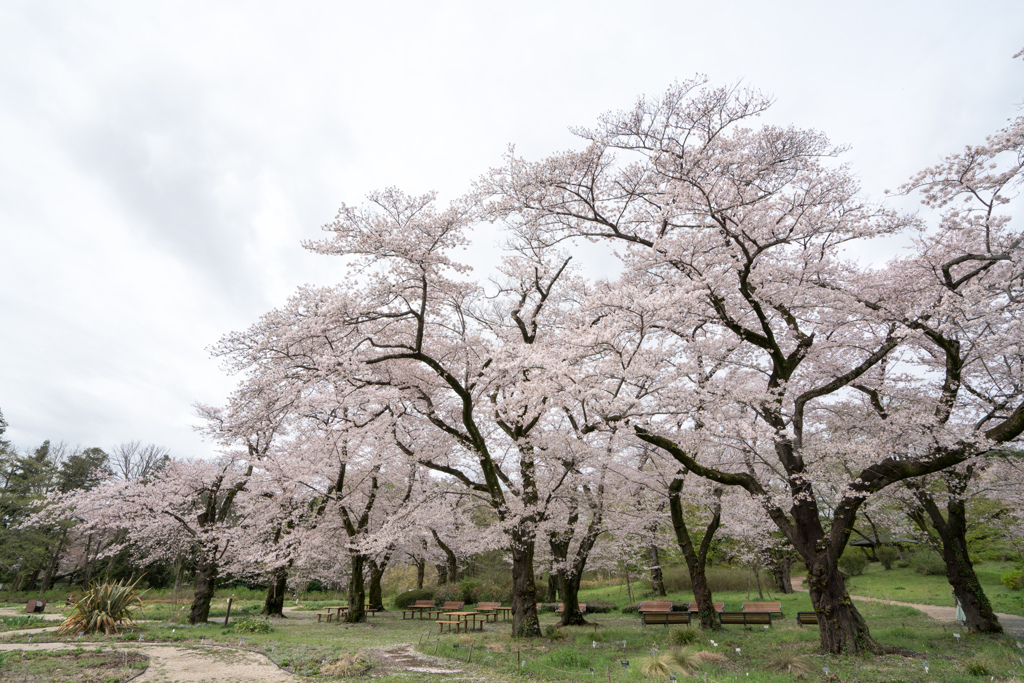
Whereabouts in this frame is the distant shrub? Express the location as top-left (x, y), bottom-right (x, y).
top-left (875, 545), bottom-right (899, 570)
top-left (537, 602), bottom-right (557, 613)
top-left (434, 583), bottom-right (460, 603)
top-left (233, 617), bottom-right (271, 634)
top-left (965, 658), bottom-right (991, 676)
top-left (474, 580), bottom-right (511, 603)
top-left (458, 578), bottom-right (482, 603)
top-left (585, 600), bottom-right (615, 613)
top-left (621, 602), bottom-right (640, 614)
top-left (838, 551), bottom-right (868, 577)
top-left (908, 550), bottom-right (946, 576)
top-left (393, 589), bottom-right (434, 609)
top-left (1000, 568), bottom-right (1024, 591)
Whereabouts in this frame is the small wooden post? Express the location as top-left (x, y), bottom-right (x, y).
top-left (223, 597), bottom-right (233, 626)
top-left (468, 643), bottom-right (474, 662)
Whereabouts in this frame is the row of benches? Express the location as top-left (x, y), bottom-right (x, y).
top-left (638, 600), bottom-right (828, 627)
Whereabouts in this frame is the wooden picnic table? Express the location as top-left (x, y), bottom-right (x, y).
top-left (494, 606), bottom-right (513, 621)
top-left (444, 611), bottom-right (485, 632)
top-left (324, 606), bottom-right (348, 618)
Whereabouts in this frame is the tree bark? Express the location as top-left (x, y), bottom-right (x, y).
top-left (909, 473), bottom-right (1002, 633)
top-left (367, 559), bottom-right (385, 611)
top-left (262, 565), bottom-right (289, 618)
top-left (546, 568), bottom-right (558, 602)
top-left (432, 530), bottom-right (459, 584)
top-left (510, 531), bottom-right (541, 637)
top-left (434, 562), bottom-right (448, 585)
top-left (668, 478), bottom-right (721, 630)
top-left (188, 557), bottom-right (218, 625)
top-left (767, 552), bottom-right (794, 594)
top-left (648, 544), bottom-right (667, 597)
top-left (345, 553), bottom-right (366, 623)
top-left (415, 557), bottom-right (425, 590)
top-left (805, 553), bottom-right (876, 654)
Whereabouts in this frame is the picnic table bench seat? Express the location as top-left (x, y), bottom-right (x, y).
top-left (719, 611), bottom-right (772, 627)
top-left (474, 602), bottom-right (502, 622)
top-left (315, 611), bottom-right (333, 623)
top-left (436, 619), bottom-right (463, 633)
top-left (741, 601), bottom-right (784, 617)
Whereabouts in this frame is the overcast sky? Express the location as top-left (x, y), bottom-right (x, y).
top-left (2, 1), bottom-right (1022, 460)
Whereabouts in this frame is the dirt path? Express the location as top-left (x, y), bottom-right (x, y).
top-left (792, 577), bottom-right (1024, 634)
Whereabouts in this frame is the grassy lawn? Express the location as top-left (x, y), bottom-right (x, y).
top-left (5, 590), bottom-right (1024, 682)
top-left (844, 561), bottom-right (1024, 616)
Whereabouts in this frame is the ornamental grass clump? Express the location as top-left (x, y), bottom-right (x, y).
top-left (57, 576), bottom-right (145, 635)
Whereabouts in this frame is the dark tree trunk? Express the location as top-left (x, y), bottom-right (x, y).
top-left (262, 565), bottom-right (289, 618)
top-left (367, 559), bottom-right (385, 611)
top-left (345, 553), bottom-right (366, 623)
top-left (415, 558), bottom-right (425, 590)
top-left (648, 544), bottom-right (667, 597)
top-left (188, 557), bottom-right (218, 625)
top-left (434, 563), bottom-right (448, 585)
top-left (510, 531), bottom-right (541, 637)
top-left (768, 552), bottom-right (794, 594)
top-left (432, 530), bottom-right (458, 584)
top-left (805, 553), bottom-right (876, 654)
top-left (910, 472), bottom-right (1002, 634)
top-left (546, 569), bottom-right (558, 602)
top-left (24, 568), bottom-right (41, 592)
top-left (668, 478), bottom-right (721, 630)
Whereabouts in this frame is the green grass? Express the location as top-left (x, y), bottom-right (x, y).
top-left (5, 593), bottom-right (1022, 682)
top-left (844, 561), bottom-right (1024, 616)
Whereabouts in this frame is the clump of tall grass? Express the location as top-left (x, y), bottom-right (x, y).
top-left (764, 649), bottom-right (815, 675)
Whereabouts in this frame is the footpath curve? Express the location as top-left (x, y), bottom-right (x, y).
top-left (791, 577), bottom-right (1024, 635)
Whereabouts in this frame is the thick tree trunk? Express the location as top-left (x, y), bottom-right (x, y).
top-left (367, 559), bottom-right (385, 611)
top-left (188, 558), bottom-right (218, 625)
top-left (668, 479), bottom-right (721, 630)
top-left (345, 553), bottom-right (366, 623)
top-left (262, 565), bottom-right (289, 618)
top-left (510, 533), bottom-right (541, 637)
top-left (805, 553), bottom-right (878, 654)
top-left (557, 571), bottom-right (586, 626)
top-left (434, 563), bottom-right (448, 585)
top-left (648, 544), bottom-right (667, 597)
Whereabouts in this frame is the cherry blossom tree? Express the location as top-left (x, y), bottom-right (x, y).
top-left (481, 78), bottom-right (1024, 654)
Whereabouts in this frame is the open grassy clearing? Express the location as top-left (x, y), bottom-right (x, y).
top-left (843, 562), bottom-right (1024, 616)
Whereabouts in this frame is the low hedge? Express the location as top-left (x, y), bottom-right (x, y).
top-left (393, 589), bottom-right (434, 609)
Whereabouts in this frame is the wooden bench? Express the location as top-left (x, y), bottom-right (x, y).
top-left (402, 599), bottom-right (436, 620)
top-left (427, 601), bottom-right (465, 620)
top-left (719, 611), bottom-right (772, 627)
top-left (688, 601), bottom-right (724, 614)
top-left (315, 611), bottom-right (333, 623)
top-left (436, 618), bottom-right (463, 633)
top-left (555, 602), bottom-right (586, 614)
top-left (796, 611), bottom-right (818, 626)
top-left (642, 611), bottom-right (691, 626)
top-left (25, 600), bottom-right (46, 614)
top-left (742, 601), bottom-right (783, 617)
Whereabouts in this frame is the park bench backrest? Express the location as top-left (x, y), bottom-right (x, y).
top-left (440, 601), bottom-right (464, 610)
top-left (25, 600), bottom-right (37, 614)
top-left (412, 600), bottom-right (436, 608)
top-left (639, 600), bottom-right (673, 612)
top-left (476, 602), bottom-right (501, 610)
top-left (741, 601), bottom-right (782, 613)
